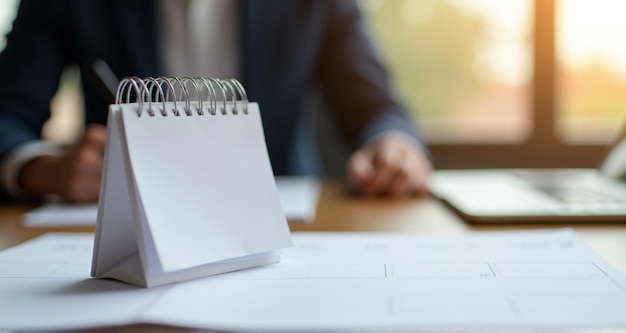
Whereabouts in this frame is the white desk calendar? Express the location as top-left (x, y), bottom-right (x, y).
top-left (91, 77), bottom-right (292, 287)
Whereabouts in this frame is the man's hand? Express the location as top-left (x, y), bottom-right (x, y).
top-left (347, 133), bottom-right (432, 197)
top-left (18, 124), bottom-right (107, 203)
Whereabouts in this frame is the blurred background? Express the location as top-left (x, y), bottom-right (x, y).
top-left (359, 0), bottom-right (626, 169)
top-left (1, 0), bottom-right (624, 169)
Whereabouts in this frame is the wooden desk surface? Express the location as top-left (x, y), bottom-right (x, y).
top-left (2, 182), bottom-right (626, 274)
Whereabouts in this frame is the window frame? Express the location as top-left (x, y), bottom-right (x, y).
top-left (429, 0), bottom-right (611, 169)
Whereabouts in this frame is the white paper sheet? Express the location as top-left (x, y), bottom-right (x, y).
top-left (22, 176), bottom-right (321, 227)
top-left (21, 203), bottom-right (101, 226)
top-left (275, 176), bottom-right (321, 222)
top-left (1, 230), bottom-right (625, 331)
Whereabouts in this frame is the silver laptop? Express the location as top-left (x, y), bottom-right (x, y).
top-left (430, 139), bottom-right (626, 224)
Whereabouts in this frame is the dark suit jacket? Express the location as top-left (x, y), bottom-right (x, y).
top-left (0, 0), bottom-right (421, 200)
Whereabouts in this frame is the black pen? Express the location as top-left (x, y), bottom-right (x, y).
top-left (85, 58), bottom-right (119, 104)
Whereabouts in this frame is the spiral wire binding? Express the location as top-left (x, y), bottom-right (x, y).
top-left (114, 77), bottom-right (248, 117)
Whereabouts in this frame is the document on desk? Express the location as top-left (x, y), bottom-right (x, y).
top-left (1, 229), bottom-right (625, 331)
top-left (275, 176), bottom-right (321, 222)
top-left (21, 176), bottom-right (321, 226)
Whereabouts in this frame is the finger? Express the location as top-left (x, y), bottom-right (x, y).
top-left (414, 165), bottom-right (431, 196)
top-left (409, 156), bottom-right (432, 196)
top-left (82, 124), bottom-right (107, 154)
top-left (73, 145), bottom-right (104, 178)
top-left (386, 157), bottom-right (414, 197)
top-left (71, 126), bottom-right (106, 176)
top-left (66, 180), bottom-right (101, 203)
top-left (387, 143), bottom-right (434, 197)
top-left (347, 150), bottom-right (375, 190)
top-left (62, 162), bottom-right (102, 202)
top-left (366, 147), bottom-right (405, 196)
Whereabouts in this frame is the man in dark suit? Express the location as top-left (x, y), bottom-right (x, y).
top-left (0, 0), bottom-right (431, 202)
